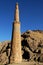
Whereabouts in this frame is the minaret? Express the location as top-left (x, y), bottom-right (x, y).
top-left (10, 3), bottom-right (22, 63)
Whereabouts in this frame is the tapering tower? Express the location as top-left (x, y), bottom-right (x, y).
top-left (10, 3), bottom-right (22, 63)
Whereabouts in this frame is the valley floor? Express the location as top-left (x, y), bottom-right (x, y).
top-left (8, 61), bottom-right (43, 65)
top-left (0, 61), bottom-right (43, 65)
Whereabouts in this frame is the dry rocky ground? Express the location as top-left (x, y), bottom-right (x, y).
top-left (0, 30), bottom-right (43, 65)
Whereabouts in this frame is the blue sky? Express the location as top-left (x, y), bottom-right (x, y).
top-left (0, 0), bottom-right (43, 42)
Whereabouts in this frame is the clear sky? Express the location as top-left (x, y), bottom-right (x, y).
top-left (0, 0), bottom-right (43, 42)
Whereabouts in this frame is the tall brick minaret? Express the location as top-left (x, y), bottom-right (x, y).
top-left (10, 3), bottom-right (22, 63)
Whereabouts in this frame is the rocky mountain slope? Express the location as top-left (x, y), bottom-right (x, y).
top-left (0, 30), bottom-right (43, 65)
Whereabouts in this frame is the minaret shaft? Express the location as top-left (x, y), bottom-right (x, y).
top-left (15, 3), bottom-right (19, 22)
top-left (10, 3), bottom-right (22, 63)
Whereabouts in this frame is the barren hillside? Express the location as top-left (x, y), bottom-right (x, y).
top-left (0, 30), bottom-right (43, 65)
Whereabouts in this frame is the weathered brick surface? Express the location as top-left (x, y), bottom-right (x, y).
top-left (10, 3), bottom-right (22, 63)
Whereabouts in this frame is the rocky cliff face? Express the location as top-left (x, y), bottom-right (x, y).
top-left (0, 30), bottom-right (43, 64)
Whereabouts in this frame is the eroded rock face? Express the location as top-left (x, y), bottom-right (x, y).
top-left (0, 41), bottom-right (10, 64)
top-left (0, 30), bottom-right (43, 64)
top-left (0, 52), bottom-right (8, 64)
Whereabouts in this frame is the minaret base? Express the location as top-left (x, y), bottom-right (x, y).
top-left (10, 55), bottom-right (22, 64)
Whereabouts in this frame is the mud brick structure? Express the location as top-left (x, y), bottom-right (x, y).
top-left (10, 3), bottom-right (22, 63)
